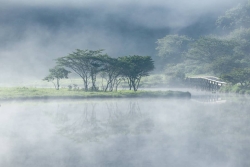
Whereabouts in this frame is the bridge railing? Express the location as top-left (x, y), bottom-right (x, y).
top-left (185, 76), bottom-right (226, 92)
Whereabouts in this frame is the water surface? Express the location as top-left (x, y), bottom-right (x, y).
top-left (0, 95), bottom-right (250, 167)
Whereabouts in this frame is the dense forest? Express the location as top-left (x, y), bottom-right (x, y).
top-left (155, 0), bottom-right (250, 90)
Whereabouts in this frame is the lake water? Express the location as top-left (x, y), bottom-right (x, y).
top-left (1, 90), bottom-right (250, 167)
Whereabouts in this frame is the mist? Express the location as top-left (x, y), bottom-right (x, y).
top-left (0, 0), bottom-right (246, 83)
top-left (1, 97), bottom-right (250, 167)
top-left (1, 1), bottom-right (250, 166)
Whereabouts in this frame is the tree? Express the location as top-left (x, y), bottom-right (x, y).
top-left (87, 54), bottom-right (107, 91)
top-left (228, 28), bottom-right (250, 66)
top-left (156, 34), bottom-right (192, 64)
top-left (99, 56), bottom-right (124, 92)
top-left (43, 66), bottom-right (71, 90)
top-left (216, 1), bottom-right (250, 31)
top-left (211, 56), bottom-right (239, 75)
top-left (56, 49), bottom-right (105, 91)
top-left (187, 36), bottom-right (236, 63)
top-left (154, 0), bottom-right (250, 77)
top-left (221, 68), bottom-right (250, 87)
top-left (166, 68), bottom-right (186, 86)
top-left (119, 55), bottom-right (154, 91)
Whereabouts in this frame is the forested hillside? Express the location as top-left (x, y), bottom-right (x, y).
top-left (156, 0), bottom-right (250, 89)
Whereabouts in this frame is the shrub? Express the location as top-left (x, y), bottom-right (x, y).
top-left (73, 84), bottom-right (79, 91)
top-left (68, 85), bottom-right (72, 91)
top-left (231, 85), bottom-right (241, 93)
top-left (239, 90), bottom-right (246, 94)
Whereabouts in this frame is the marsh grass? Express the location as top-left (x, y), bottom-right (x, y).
top-left (0, 87), bottom-right (191, 100)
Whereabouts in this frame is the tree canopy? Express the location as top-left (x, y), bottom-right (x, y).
top-left (155, 0), bottom-right (250, 84)
top-left (52, 49), bottom-right (155, 91)
top-left (43, 66), bottom-right (71, 90)
top-left (99, 56), bottom-right (124, 91)
top-left (56, 49), bottom-right (105, 91)
top-left (119, 55), bottom-right (154, 91)
top-left (156, 35), bottom-right (192, 64)
top-left (187, 36), bottom-right (236, 63)
top-left (221, 68), bottom-right (250, 87)
top-left (216, 1), bottom-right (250, 31)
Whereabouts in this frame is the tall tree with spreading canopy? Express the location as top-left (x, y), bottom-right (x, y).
top-left (43, 66), bottom-right (71, 90)
top-left (99, 56), bottom-right (124, 91)
top-left (119, 55), bottom-right (154, 91)
top-left (56, 49), bottom-right (105, 91)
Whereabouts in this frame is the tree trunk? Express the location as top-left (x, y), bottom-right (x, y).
top-left (132, 81), bottom-right (137, 91)
top-left (52, 81), bottom-right (57, 90)
top-left (114, 78), bottom-right (122, 91)
top-left (127, 78), bottom-right (132, 90)
top-left (56, 78), bottom-right (60, 90)
top-left (83, 77), bottom-right (88, 91)
top-left (91, 74), bottom-right (97, 91)
top-left (135, 77), bottom-right (141, 91)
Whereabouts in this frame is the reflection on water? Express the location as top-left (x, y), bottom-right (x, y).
top-left (192, 94), bottom-right (226, 103)
top-left (0, 98), bottom-right (250, 167)
top-left (49, 102), bottom-right (154, 142)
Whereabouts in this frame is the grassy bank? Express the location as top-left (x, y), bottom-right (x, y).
top-left (220, 85), bottom-right (250, 95)
top-left (0, 74), bottom-right (171, 88)
top-left (0, 87), bottom-right (191, 101)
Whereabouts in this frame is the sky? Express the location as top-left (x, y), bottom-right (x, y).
top-left (0, 0), bottom-right (246, 83)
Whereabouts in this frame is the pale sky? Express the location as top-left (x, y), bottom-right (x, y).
top-left (0, 0), bottom-right (246, 83)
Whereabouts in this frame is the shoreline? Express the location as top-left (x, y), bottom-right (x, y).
top-left (0, 88), bottom-right (191, 101)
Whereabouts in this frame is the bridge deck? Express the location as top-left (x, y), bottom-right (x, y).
top-left (186, 76), bottom-right (226, 91)
top-left (188, 76), bottom-right (226, 84)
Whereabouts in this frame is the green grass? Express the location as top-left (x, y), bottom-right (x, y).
top-left (0, 74), bottom-right (170, 88)
top-left (0, 87), bottom-right (191, 100)
top-left (219, 84), bottom-right (250, 95)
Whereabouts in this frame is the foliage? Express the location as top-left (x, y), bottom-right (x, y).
top-left (68, 85), bottom-right (72, 91)
top-left (229, 28), bottom-right (250, 66)
top-left (43, 66), bottom-right (70, 90)
top-left (221, 68), bottom-right (250, 87)
top-left (55, 49), bottom-right (155, 92)
top-left (211, 56), bottom-right (240, 75)
top-left (157, 35), bottom-right (240, 76)
top-left (156, 34), bottom-right (192, 64)
top-left (164, 63), bottom-right (186, 86)
top-left (118, 55), bottom-right (155, 91)
top-left (187, 36), bottom-right (236, 64)
top-left (216, 1), bottom-right (250, 30)
top-left (56, 49), bottom-right (106, 91)
top-left (99, 56), bottom-right (124, 92)
top-left (183, 36), bottom-right (242, 75)
top-left (219, 84), bottom-right (250, 94)
top-left (153, 0), bottom-right (250, 90)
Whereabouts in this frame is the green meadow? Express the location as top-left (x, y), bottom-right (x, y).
top-left (0, 87), bottom-right (191, 101)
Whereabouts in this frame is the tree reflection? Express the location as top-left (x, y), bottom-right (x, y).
top-left (192, 94), bottom-right (226, 103)
top-left (106, 102), bottom-right (153, 135)
top-left (48, 101), bottom-right (154, 143)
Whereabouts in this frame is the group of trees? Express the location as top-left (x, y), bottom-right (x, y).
top-left (43, 49), bottom-right (154, 91)
top-left (43, 1), bottom-right (250, 90)
top-left (156, 0), bottom-right (250, 87)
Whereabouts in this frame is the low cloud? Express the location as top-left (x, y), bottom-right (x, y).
top-left (0, 0), bottom-right (246, 83)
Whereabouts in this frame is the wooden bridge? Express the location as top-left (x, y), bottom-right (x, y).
top-left (185, 76), bottom-right (226, 92)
